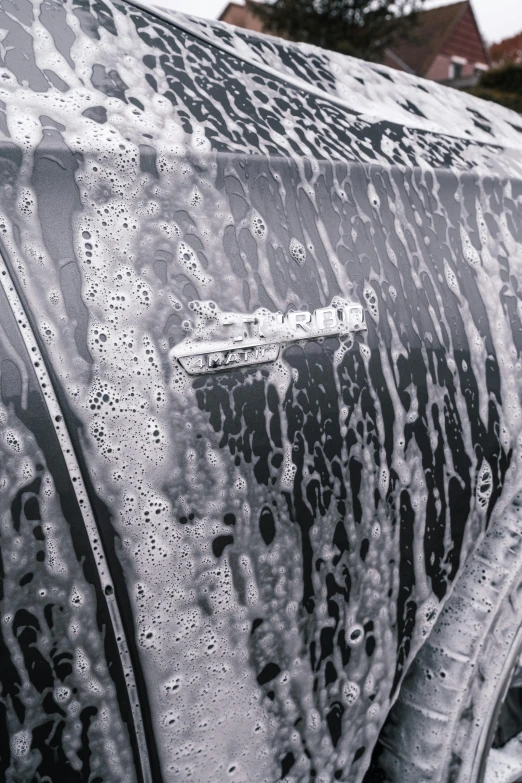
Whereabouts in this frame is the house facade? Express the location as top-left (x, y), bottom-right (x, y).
top-left (218, 0), bottom-right (490, 88)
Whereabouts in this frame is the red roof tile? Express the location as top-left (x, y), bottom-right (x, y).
top-left (388, 1), bottom-right (469, 76)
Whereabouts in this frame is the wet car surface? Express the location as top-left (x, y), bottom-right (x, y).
top-left (1, 1), bottom-right (522, 781)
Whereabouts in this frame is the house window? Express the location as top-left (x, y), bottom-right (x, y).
top-left (475, 62), bottom-right (488, 76)
top-left (450, 62), bottom-right (463, 80)
top-left (449, 56), bottom-right (467, 81)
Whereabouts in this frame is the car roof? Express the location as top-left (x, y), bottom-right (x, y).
top-left (1, 0), bottom-right (521, 181)
top-left (151, 3), bottom-right (522, 151)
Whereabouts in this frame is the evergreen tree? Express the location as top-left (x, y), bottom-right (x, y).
top-left (467, 64), bottom-right (522, 115)
top-left (246, 0), bottom-right (426, 62)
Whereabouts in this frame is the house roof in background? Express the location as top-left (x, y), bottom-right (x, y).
top-left (219, 2), bottom-right (262, 30)
top-left (388, 1), bottom-right (469, 75)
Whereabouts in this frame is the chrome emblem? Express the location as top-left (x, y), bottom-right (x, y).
top-left (172, 299), bottom-right (366, 375)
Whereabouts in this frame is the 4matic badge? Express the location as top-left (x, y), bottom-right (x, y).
top-left (172, 298), bottom-right (367, 375)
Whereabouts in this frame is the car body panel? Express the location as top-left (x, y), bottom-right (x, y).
top-left (0, 244), bottom-right (138, 781)
top-left (0, 1), bottom-right (522, 781)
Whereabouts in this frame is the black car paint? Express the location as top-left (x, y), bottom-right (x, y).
top-left (0, 0), bottom-right (520, 781)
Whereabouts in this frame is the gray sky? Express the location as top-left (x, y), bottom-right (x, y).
top-left (154, 0), bottom-right (522, 45)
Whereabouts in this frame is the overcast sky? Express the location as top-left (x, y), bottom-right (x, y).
top-left (153, 0), bottom-right (522, 45)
